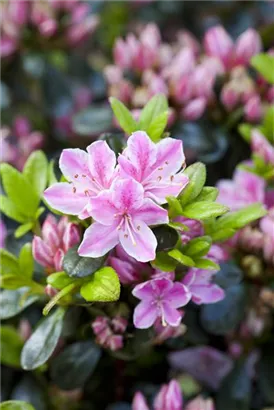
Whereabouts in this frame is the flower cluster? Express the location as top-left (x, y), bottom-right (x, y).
top-left (91, 316), bottom-right (128, 351)
top-left (44, 131), bottom-right (188, 262)
top-left (33, 215), bottom-right (81, 273)
top-left (0, 116), bottom-right (44, 170)
top-left (0, 0), bottom-right (99, 58)
top-left (105, 23), bottom-right (272, 124)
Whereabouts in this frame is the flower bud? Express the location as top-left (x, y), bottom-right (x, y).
top-left (221, 84), bottom-right (240, 111)
top-left (107, 334), bottom-right (123, 351)
top-left (111, 317), bottom-right (128, 333)
top-left (45, 284), bottom-right (58, 298)
top-left (140, 23), bottom-right (161, 49)
top-left (185, 397), bottom-right (215, 410)
top-left (251, 129), bottom-right (274, 165)
top-left (13, 116), bottom-right (31, 138)
top-left (132, 392), bottom-right (150, 410)
top-left (63, 223), bottom-right (81, 252)
top-left (114, 38), bottom-right (132, 69)
top-left (9, 1), bottom-right (29, 26)
top-left (234, 29), bottom-right (262, 66)
top-left (18, 319), bottom-right (32, 341)
top-left (203, 25), bottom-right (233, 68)
top-left (91, 316), bottom-right (109, 335)
top-left (154, 380), bottom-right (183, 410)
top-left (182, 97), bottom-right (207, 121)
top-left (39, 19), bottom-right (58, 37)
top-left (244, 95), bottom-right (262, 122)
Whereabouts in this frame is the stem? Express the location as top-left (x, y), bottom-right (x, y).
top-left (33, 220), bottom-right (42, 236)
top-left (42, 283), bottom-right (79, 316)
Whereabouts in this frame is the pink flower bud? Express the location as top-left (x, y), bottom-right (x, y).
top-left (221, 84), bottom-right (240, 111)
top-left (96, 327), bottom-right (112, 346)
top-left (71, 4), bottom-right (90, 24)
top-left (91, 316), bottom-right (109, 335)
top-left (251, 129), bottom-right (274, 164)
top-left (182, 97), bottom-right (207, 120)
top-left (45, 284), bottom-right (58, 298)
top-left (203, 25), bottom-right (233, 68)
top-left (154, 380), bottom-right (183, 410)
top-left (53, 248), bottom-right (65, 272)
top-left (0, 36), bottom-right (18, 57)
top-left (111, 317), bottom-right (128, 333)
top-left (33, 236), bottom-right (54, 268)
top-left (104, 65), bottom-right (123, 85)
top-left (244, 95), bottom-right (263, 122)
top-left (177, 30), bottom-right (200, 55)
top-left (174, 74), bottom-right (193, 103)
top-left (18, 319), bottom-right (32, 341)
top-left (39, 19), bottom-right (58, 37)
top-left (234, 29), bottom-right (262, 66)
top-left (132, 392), bottom-right (150, 410)
top-left (228, 342), bottom-right (243, 359)
top-left (140, 23), bottom-right (161, 49)
top-left (13, 116), bottom-right (31, 138)
top-left (266, 86), bottom-right (274, 103)
top-left (8, 1), bottom-right (29, 26)
top-left (107, 334), bottom-right (123, 351)
top-left (63, 223), bottom-right (81, 252)
top-left (185, 397), bottom-right (215, 410)
top-left (114, 38), bottom-right (132, 69)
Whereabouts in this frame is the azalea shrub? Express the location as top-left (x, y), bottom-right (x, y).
top-left (1, 2), bottom-right (274, 410)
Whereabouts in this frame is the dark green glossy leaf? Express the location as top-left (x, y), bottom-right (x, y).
top-left (153, 226), bottom-right (179, 252)
top-left (72, 105), bottom-right (113, 136)
top-left (63, 246), bottom-right (106, 278)
top-left (0, 326), bottom-right (23, 367)
top-left (0, 289), bottom-right (39, 320)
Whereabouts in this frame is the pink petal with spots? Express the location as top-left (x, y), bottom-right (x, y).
top-left (133, 198), bottom-right (168, 225)
top-left (146, 173), bottom-right (189, 204)
top-left (87, 141), bottom-right (116, 188)
top-left (119, 220), bottom-right (157, 262)
top-left (153, 138), bottom-right (185, 176)
top-left (89, 190), bottom-right (118, 225)
top-left (78, 222), bottom-right (119, 258)
top-left (112, 178), bottom-right (145, 212)
top-left (59, 148), bottom-right (90, 182)
top-left (44, 182), bottom-right (88, 215)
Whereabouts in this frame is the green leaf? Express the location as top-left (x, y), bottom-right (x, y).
top-left (80, 267), bottom-right (120, 302)
top-left (0, 274), bottom-right (32, 290)
top-left (153, 226), bottom-right (179, 252)
top-left (194, 258), bottom-right (220, 270)
top-left (47, 271), bottom-right (75, 290)
top-left (213, 203), bottom-right (267, 231)
top-left (168, 249), bottom-right (195, 267)
top-left (183, 237), bottom-right (211, 258)
top-left (21, 307), bottom-right (66, 370)
top-left (23, 151), bottom-right (48, 196)
top-left (251, 53), bottom-right (274, 84)
top-left (15, 223), bottom-right (34, 239)
top-left (50, 341), bottom-right (101, 390)
top-left (182, 202), bottom-right (228, 220)
top-left (147, 110), bottom-right (168, 142)
top-left (0, 326), bottom-right (23, 367)
top-left (0, 289), bottom-right (39, 320)
top-left (195, 187), bottom-right (218, 202)
top-left (152, 251), bottom-right (178, 272)
top-left (168, 222), bottom-right (189, 232)
top-left (19, 243), bottom-right (34, 279)
top-left (211, 228), bottom-right (236, 242)
top-left (0, 164), bottom-right (39, 217)
top-left (0, 195), bottom-right (26, 223)
top-left (72, 105), bottom-right (113, 136)
top-left (166, 196), bottom-right (183, 218)
top-left (63, 246), bottom-right (106, 278)
top-left (109, 97), bottom-right (138, 134)
top-left (43, 283), bottom-right (77, 316)
top-left (139, 94), bottom-right (168, 130)
top-left (0, 249), bottom-right (19, 275)
top-left (238, 123), bottom-right (252, 143)
top-left (262, 105), bottom-right (274, 142)
top-left (179, 163), bottom-right (206, 206)
top-left (0, 401), bottom-right (35, 410)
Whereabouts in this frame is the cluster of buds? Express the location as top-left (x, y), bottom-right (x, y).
top-left (33, 215), bottom-right (81, 274)
top-left (105, 23), bottom-right (268, 125)
top-left (0, 0), bottom-right (99, 58)
top-left (0, 116), bottom-right (44, 170)
top-left (91, 316), bottom-right (127, 351)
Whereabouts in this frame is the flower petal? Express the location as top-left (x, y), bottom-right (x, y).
top-left (133, 300), bottom-right (158, 329)
top-left (133, 198), bottom-right (169, 225)
top-left (59, 148), bottom-right (90, 182)
top-left (119, 221), bottom-right (157, 262)
top-left (78, 222), bottom-right (119, 258)
top-left (122, 131), bottom-right (157, 181)
top-left (44, 182), bottom-right (88, 215)
top-left (89, 190), bottom-right (118, 225)
top-left (112, 178), bottom-right (144, 212)
top-left (109, 256), bottom-right (139, 284)
top-left (166, 282), bottom-right (192, 308)
top-left (153, 138), bottom-right (186, 176)
top-left (191, 284), bottom-right (225, 305)
top-left (32, 236), bottom-right (54, 267)
top-left (87, 141), bottom-right (116, 188)
top-left (162, 302), bottom-right (182, 327)
top-left (147, 173), bottom-right (189, 204)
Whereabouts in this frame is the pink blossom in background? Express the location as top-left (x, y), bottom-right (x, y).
top-left (132, 379), bottom-right (183, 410)
top-left (153, 316), bottom-right (186, 344)
top-left (132, 278), bottom-right (191, 329)
top-left (91, 316), bottom-right (127, 351)
top-left (185, 397), bottom-right (215, 410)
top-left (118, 131), bottom-right (189, 204)
top-left (260, 208), bottom-right (274, 264)
top-left (251, 129), bottom-right (274, 165)
top-left (33, 215), bottom-right (80, 273)
top-left (0, 219), bottom-right (7, 248)
top-left (78, 178), bottom-right (168, 262)
top-left (44, 141), bottom-right (117, 219)
top-left (217, 169), bottom-right (265, 211)
top-left (0, 116), bottom-right (44, 170)
top-left (244, 95), bottom-right (263, 122)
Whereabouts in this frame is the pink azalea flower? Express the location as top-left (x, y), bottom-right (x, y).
top-left (132, 278), bottom-right (191, 329)
top-left (251, 129), bottom-right (274, 165)
top-left (217, 169), bottom-right (265, 211)
top-left (182, 268), bottom-right (225, 305)
top-left (33, 215), bottom-right (80, 273)
top-left (132, 380), bottom-right (183, 410)
top-left (78, 178), bottom-right (168, 262)
top-left (118, 131), bottom-right (189, 205)
top-left (91, 315), bottom-right (127, 351)
top-left (44, 141), bottom-right (117, 219)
